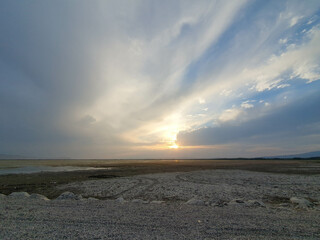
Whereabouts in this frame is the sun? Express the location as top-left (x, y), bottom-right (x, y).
top-left (169, 144), bottom-right (179, 149)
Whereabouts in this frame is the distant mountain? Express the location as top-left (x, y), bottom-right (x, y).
top-left (265, 151), bottom-right (320, 159)
top-left (0, 154), bottom-right (72, 160)
top-left (0, 154), bottom-right (31, 159)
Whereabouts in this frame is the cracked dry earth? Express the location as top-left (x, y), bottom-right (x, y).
top-left (1, 169), bottom-right (320, 239)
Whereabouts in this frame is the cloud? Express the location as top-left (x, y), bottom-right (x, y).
top-left (198, 98), bottom-right (206, 104)
top-left (0, 1), bottom-right (320, 158)
top-left (279, 38), bottom-right (288, 44)
top-left (218, 108), bottom-right (243, 122)
top-left (177, 92), bottom-right (320, 146)
top-left (241, 25), bottom-right (320, 92)
top-left (290, 16), bottom-right (304, 27)
top-left (241, 101), bottom-right (254, 109)
top-left (78, 115), bottom-right (96, 126)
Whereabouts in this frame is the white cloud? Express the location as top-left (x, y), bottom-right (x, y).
top-left (241, 101), bottom-right (254, 109)
top-left (279, 38), bottom-right (288, 44)
top-left (290, 16), bottom-right (303, 27)
top-left (198, 97), bottom-right (206, 104)
top-left (292, 63), bottom-right (320, 83)
top-left (243, 25), bottom-right (320, 91)
top-left (220, 89), bottom-right (233, 96)
top-left (277, 84), bottom-right (290, 89)
top-left (218, 108), bottom-right (242, 122)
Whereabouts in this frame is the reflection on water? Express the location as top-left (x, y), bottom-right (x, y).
top-left (0, 166), bottom-right (112, 175)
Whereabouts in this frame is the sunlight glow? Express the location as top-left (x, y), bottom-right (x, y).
top-left (169, 144), bottom-right (179, 149)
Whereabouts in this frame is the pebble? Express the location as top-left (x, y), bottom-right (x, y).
top-left (87, 197), bottom-right (99, 201)
top-left (9, 192), bottom-right (30, 198)
top-left (150, 200), bottom-right (165, 204)
top-left (185, 198), bottom-right (206, 206)
top-left (212, 200), bottom-right (228, 207)
top-left (115, 197), bottom-right (126, 203)
top-left (279, 203), bottom-right (290, 207)
top-left (132, 199), bottom-right (149, 204)
top-left (30, 193), bottom-right (50, 201)
top-left (56, 192), bottom-right (83, 200)
top-left (229, 199), bottom-right (245, 205)
top-left (290, 197), bottom-right (313, 209)
top-left (246, 200), bottom-right (266, 208)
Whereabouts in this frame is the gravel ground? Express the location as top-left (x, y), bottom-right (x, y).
top-left (58, 169), bottom-right (320, 203)
top-left (1, 169), bottom-right (320, 239)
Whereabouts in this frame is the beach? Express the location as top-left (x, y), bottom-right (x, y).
top-left (1, 159), bottom-right (320, 239)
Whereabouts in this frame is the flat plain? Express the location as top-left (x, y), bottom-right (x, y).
top-left (1, 159), bottom-right (320, 239)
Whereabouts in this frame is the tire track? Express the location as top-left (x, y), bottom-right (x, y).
top-left (175, 173), bottom-right (213, 185)
top-left (132, 177), bottom-right (160, 199)
top-left (106, 178), bottom-right (145, 199)
top-left (106, 177), bottom-right (160, 199)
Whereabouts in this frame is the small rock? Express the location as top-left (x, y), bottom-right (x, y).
top-left (0, 193), bottom-right (6, 198)
top-left (246, 200), bottom-right (266, 208)
top-left (185, 198), bottom-right (206, 206)
top-left (229, 199), bottom-right (245, 205)
top-left (212, 200), bottom-right (228, 207)
top-left (115, 197), bottom-right (126, 203)
top-left (279, 203), bottom-right (290, 207)
top-left (87, 197), bottom-right (98, 201)
top-left (56, 192), bottom-right (82, 200)
top-left (150, 200), bottom-right (165, 204)
top-left (290, 197), bottom-right (313, 209)
top-left (29, 193), bottom-right (49, 201)
top-left (213, 202), bottom-right (228, 207)
top-left (132, 199), bottom-right (148, 204)
top-left (9, 192), bottom-right (30, 198)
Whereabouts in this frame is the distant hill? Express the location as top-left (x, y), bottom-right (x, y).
top-left (0, 154), bottom-right (31, 159)
top-left (265, 151), bottom-right (320, 159)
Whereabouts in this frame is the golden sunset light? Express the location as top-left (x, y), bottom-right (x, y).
top-left (169, 144), bottom-right (179, 149)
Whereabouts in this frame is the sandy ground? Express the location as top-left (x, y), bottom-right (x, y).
top-left (1, 168), bottom-right (320, 239)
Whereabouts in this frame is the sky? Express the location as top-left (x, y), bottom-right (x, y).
top-left (1, 0), bottom-right (320, 159)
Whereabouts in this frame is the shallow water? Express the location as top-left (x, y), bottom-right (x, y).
top-left (0, 165), bottom-right (112, 175)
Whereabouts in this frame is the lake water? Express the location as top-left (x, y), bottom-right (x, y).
top-left (0, 165), bottom-right (112, 175)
